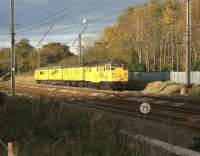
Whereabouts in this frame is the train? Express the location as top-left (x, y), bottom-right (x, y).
top-left (34, 59), bottom-right (129, 90)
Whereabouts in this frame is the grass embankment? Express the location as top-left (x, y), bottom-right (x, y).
top-left (15, 72), bottom-right (35, 84)
top-left (189, 86), bottom-right (200, 96)
top-left (0, 94), bottom-right (180, 156)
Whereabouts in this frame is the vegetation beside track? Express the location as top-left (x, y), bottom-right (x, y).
top-left (0, 94), bottom-right (199, 155)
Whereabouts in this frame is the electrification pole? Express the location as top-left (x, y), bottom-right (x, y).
top-left (11, 0), bottom-right (16, 97)
top-left (186, 0), bottom-right (192, 86)
top-left (37, 50), bottom-right (40, 68)
top-left (78, 18), bottom-right (89, 64)
top-left (79, 34), bottom-right (82, 64)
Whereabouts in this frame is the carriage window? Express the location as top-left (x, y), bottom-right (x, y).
top-left (40, 71), bottom-right (44, 75)
top-left (116, 64), bottom-right (122, 67)
top-left (123, 64), bottom-right (128, 70)
top-left (106, 65), bottom-right (110, 70)
top-left (111, 65), bottom-right (115, 70)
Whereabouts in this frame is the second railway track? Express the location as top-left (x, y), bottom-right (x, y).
top-left (0, 82), bottom-right (200, 130)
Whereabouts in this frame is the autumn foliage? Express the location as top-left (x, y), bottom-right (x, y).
top-left (83, 0), bottom-right (200, 71)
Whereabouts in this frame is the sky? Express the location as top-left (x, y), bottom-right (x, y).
top-left (0, 0), bottom-right (148, 53)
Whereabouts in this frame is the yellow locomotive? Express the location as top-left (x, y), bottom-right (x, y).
top-left (34, 59), bottom-right (128, 90)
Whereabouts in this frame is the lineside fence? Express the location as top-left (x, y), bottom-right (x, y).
top-left (129, 72), bottom-right (170, 82)
top-left (129, 71), bottom-right (200, 85)
top-left (170, 72), bottom-right (200, 85)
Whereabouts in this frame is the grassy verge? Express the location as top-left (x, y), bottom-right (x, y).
top-left (189, 85), bottom-right (200, 96)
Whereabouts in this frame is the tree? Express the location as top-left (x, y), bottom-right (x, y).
top-left (192, 60), bottom-right (200, 71)
top-left (83, 0), bottom-right (200, 72)
top-left (16, 39), bottom-right (34, 57)
top-left (39, 43), bottom-right (73, 66)
top-left (0, 48), bottom-right (11, 73)
top-left (16, 39), bottom-right (36, 72)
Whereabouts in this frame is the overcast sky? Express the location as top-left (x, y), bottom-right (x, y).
top-left (0, 0), bottom-right (147, 53)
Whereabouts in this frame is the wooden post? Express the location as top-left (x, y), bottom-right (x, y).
top-left (8, 142), bottom-right (18, 156)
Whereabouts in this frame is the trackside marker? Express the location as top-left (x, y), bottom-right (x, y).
top-left (140, 103), bottom-right (151, 114)
top-left (140, 103), bottom-right (151, 128)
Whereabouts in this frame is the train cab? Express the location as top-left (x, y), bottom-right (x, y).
top-left (108, 60), bottom-right (128, 88)
top-left (84, 59), bottom-right (128, 89)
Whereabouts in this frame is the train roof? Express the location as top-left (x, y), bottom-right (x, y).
top-left (63, 64), bottom-right (84, 68)
top-left (36, 59), bottom-right (127, 70)
top-left (37, 64), bottom-right (84, 70)
top-left (84, 59), bottom-right (127, 67)
top-left (37, 66), bottom-right (62, 70)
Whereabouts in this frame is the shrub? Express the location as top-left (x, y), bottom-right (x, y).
top-left (192, 61), bottom-right (200, 71)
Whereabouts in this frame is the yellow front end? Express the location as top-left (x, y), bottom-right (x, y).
top-left (84, 64), bottom-right (128, 84)
top-left (112, 67), bottom-right (128, 83)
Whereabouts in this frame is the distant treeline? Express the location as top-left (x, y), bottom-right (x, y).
top-left (0, 39), bottom-right (75, 74)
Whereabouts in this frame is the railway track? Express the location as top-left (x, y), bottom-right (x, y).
top-left (75, 98), bottom-right (200, 129)
top-left (0, 82), bottom-right (200, 130)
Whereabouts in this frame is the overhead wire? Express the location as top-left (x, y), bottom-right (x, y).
top-left (33, 4), bottom-right (101, 47)
top-left (32, 3), bottom-right (102, 47)
top-left (17, 0), bottom-right (169, 35)
top-left (37, 24), bottom-right (54, 47)
top-left (50, 23), bottom-right (82, 34)
top-left (17, 7), bottom-right (69, 30)
top-left (28, 0), bottom-right (200, 49)
top-left (69, 0), bottom-right (197, 50)
top-left (69, 1), bottom-right (170, 47)
top-left (71, 23), bottom-right (92, 47)
top-left (12, 0), bottom-right (200, 35)
top-left (49, 0), bottom-right (170, 35)
top-left (51, 11), bottom-right (121, 34)
top-left (17, 6), bottom-right (100, 34)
